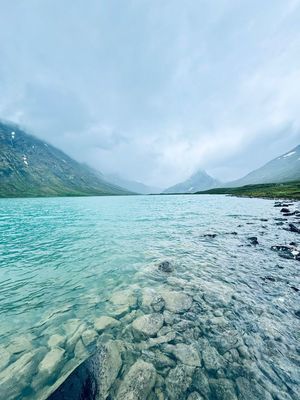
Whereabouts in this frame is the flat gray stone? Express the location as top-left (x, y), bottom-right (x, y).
top-left (39, 347), bottom-right (65, 377)
top-left (132, 313), bottom-right (164, 338)
top-left (116, 360), bottom-right (156, 400)
top-left (165, 344), bottom-right (201, 367)
top-left (160, 290), bottom-right (192, 313)
top-left (94, 316), bottom-right (120, 333)
top-left (48, 334), bottom-right (66, 348)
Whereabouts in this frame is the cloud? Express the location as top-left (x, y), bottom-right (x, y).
top-left (0, 0), bottom-right (300, 187)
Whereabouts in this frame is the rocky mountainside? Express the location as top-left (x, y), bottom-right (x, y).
top-left (163, 169), bottom-right (220, 194)
top-left (0, 121), bottom-right (131, 197)
top-left (228, 145), bottom-right (300, 187)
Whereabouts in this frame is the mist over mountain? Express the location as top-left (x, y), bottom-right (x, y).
top-left (0, 122), bottom-right (130, 197)
top-left (105, 173), bottom-right (162, 194)
top-left (228, 145), bottom-right (300, 187)
top-left (163, 169), bottom-right (221, 194)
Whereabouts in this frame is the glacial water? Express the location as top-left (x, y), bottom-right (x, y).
top-left (0, 195), bottom-right (299, 400)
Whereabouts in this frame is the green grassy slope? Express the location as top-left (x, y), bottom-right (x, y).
top-left (196, 181), bottom-right (300, 199)
top-left (0, 121), bottom-right (131, 198)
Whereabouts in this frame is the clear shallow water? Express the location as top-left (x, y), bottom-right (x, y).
top-left (0, 195), bottom-right (299, 400)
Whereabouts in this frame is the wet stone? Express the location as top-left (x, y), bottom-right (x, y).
top-left (236, 377), bottom-right (273, 400)
top-left (210, 378), bottom-right (238, 400)
top-left (96, 340), bottom-right (122, 399)
top-left (39, 347), bottom-right (65, 377)
top-left (192, 367), bottom-right (211, 398)
top-left (164, 343), bottom-right (201, 367)
top-left (161, 289), bottom-right (193, 313)
top-left (94, 316), bottom-right (120, 333)
top-left (116, 360), bottom-right (156, 400)
top-left (0, 346), bottom-right (11, 371)
top-left (0, 350), bottom-right (39, 399)
top-left (48, 334), bottom-right (66, 348)
top-left (166, 364), bottom-right (195, 400)
top-left (202, 345), bottom-right (225, 372)
top-left (158, 260), bottom-right (174, 273)
top-left (132, 313), bottom-right (164, 338)
top-left (81, 328), bottom-right (98, 347)
top-left (187, 392), bottom-right (204, 400)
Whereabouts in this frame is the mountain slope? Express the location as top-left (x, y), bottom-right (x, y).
top-left (163, 169), bottom-right (221, 194)
top-left (229, 145), bottom-right (300, 187)
top-left (0, 121), bottom-right (131, 197)
top-left (105, 173), bottom-right (162, 194)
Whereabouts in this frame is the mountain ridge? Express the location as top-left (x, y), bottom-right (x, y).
top-left (0, 121), bottom-right (131, 198)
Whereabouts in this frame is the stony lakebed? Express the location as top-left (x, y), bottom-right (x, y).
top-left (0, 195), bottom-right (299, 400)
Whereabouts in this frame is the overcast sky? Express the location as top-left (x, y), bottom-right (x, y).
top-left (1, 0), bottom-right (300, 188)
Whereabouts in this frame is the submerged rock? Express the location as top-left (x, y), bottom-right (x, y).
top-left (202, 345), bottom-right (224, 372)
top-left (116, 360), bottom-right (156, 400)
top-left (132, 313), bottom-right (164, 338)
top-left (166, 364), bottom-right (195, 400)
top-left (94, 316), bottom-right (120, 333)
top-left (236, 377), bottom-right (273, 400)
top-left (48, 334), bottom-right (66, 348)
top-left (0, 350), bottom-right (39, 399)
top-left (192, 368), bottom-right (211, 398)
top-left (187, 392), bottom-right (204, 400)
top-left (288, 223), bottom-right (300, 233)
top-left (48, 340), bottom-right (121, 400)
top-left (248, 236), bottom-right (259, 245)
top-left (158, 260), bottom-right (174, 273)
top-left (160, 289), bottom-right (193, 313)
top-left (39, 347), bottom-right (65, 377)
top-left (163, 343), bottom-right (201, 367)
top-left (210, 378), bottom-right (237, 400)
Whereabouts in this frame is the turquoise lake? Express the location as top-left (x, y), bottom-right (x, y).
top-left (0, 195), bottom-right (299, 400)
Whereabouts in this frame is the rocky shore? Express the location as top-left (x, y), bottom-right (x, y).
top-left (1, 200), bottom-right (299, 400)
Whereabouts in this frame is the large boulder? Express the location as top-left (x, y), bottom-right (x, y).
top-left (48, 340), bottom-right (122, 400)
top-left (116, 360), bottom-right (156, 400)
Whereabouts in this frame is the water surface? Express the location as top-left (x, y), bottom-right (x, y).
top-left (0, 195), bottom-right (299, 399)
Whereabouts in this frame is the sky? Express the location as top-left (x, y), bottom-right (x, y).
top-left (1, 0), bottom-right (300, 188)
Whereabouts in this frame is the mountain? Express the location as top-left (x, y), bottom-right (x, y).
top-left (105, 173), bottom-right (162, 194)
top-left (163, 169), bottom-right (221, 194)
top-left (0, 121), bottom-right (131, 197)
top-left (228, 145), bottom-right (300, 187)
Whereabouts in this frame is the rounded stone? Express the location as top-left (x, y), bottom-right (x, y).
top-left (132, 313), bottom-right (164, 338)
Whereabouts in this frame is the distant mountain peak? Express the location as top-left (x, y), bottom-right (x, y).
top-left (163, 168), bottom-right (221, 194)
